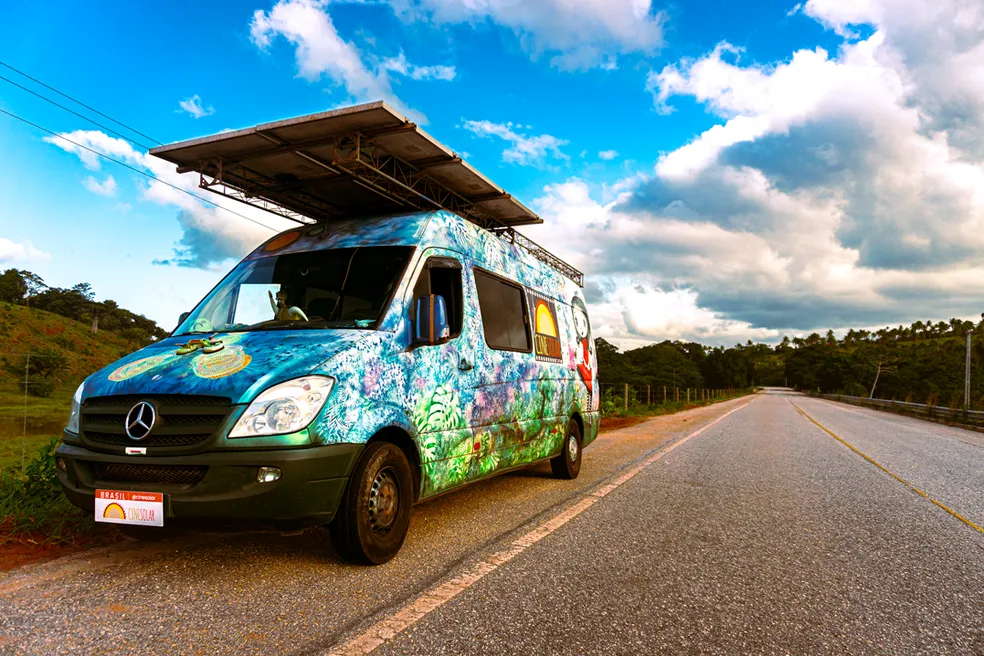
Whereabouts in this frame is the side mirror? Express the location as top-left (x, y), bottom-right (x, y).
top-left (414, 295), bottom-right (450, 346)
top-left (177, 312), bottom-right (190, 327)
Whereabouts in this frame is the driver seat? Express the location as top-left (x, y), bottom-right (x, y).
top-left (307, 296), bottom-right (337, 321)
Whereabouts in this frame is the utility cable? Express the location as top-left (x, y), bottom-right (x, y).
top-left (0, 72), bottom-right (154, 151)
top-left (0, 107), bottom-right (278, 232)
top-left (0, 60), bottom-right (162, 146)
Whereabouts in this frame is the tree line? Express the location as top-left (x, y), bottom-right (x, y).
top-left (0, 268), bottom-right (167, 344)
top-left (596, 314), bottom-right (984, 409)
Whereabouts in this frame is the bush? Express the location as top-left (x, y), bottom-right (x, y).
top-left (29, 376), bottom-right (55, 398)
top-left (21, 437), bottom-right (60, 498)
top-left (0, 437), bottom-right (98, 545)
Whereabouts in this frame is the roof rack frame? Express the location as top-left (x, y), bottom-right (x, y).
top-left (151, 102), bottom-right (583, 286)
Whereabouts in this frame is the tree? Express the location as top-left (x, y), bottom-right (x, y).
top-left (22, 271), bottom-right (46, 307)
top-left (0, 269), bottom-right (26, 303)
top-left (869, 352), bottom-right (899, 399)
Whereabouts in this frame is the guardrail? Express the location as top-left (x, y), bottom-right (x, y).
top-left (813, 394), bottom-right (984, 430)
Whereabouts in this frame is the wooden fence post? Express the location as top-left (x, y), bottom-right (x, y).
top-left (664, 386), bottom-right (667, 403)
top-left (647, 385), bottom-right (651, 406)
top-left (624, 383), bottom-right (629, 411)
top-left (686, 388), bottom-right (690, 403)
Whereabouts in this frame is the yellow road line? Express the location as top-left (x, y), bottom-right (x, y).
top-left (791, 401), bottom-right (983, 534)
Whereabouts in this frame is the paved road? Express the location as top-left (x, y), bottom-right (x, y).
top-left (1, 391), bottom-right (982, 655)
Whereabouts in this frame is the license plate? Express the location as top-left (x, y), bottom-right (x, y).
top-left (94, 490), bottom-right (164, 527)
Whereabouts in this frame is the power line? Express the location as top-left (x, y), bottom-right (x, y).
top-left (0, 72), bottom-right (154, 151)
top-left (0, 60), bottom-right (162, 146)
top-left (0, 107), bottom-right (279, 233)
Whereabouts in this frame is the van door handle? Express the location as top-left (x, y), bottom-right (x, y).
top-left (458, 358), bottom-right (474, 371)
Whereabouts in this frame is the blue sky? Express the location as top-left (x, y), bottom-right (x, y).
top-left (2, 0), bottom-right (983, 347)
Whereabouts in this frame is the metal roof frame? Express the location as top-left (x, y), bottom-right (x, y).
top-left (150, 101), bottom-right (582, 285)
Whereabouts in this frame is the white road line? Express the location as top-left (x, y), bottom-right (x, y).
top-left (323, 398), bottom-right (756, 656)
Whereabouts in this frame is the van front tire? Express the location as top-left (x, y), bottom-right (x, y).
top-left (329, 442), bottom-right (413, 565)
top-left (551, 420), bottom-right (582, 480)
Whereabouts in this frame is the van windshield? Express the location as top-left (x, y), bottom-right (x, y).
top-left (174, 246), bottom-right (413, 336)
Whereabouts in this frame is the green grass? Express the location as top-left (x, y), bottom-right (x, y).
top-left (0, 383), bottom-right (72, 472)
top-left (0, 435), bottom-right (59, 471)
top-left (0, 436), bottom-right (107, 546)
top-left (601, 390), bottom-right (752, 419)
top-left (0, 385), bottom-right (74, 423)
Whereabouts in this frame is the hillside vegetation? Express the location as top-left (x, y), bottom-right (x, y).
top-left (0, 268), bottom-right (164, 401)
top-left (0, 303), bottom-right (136, 392)
top-left (597, 316), bottom-right (984, 410)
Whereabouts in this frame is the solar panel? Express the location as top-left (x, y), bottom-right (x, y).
top-left (149, 101), bottom-right (581, 285)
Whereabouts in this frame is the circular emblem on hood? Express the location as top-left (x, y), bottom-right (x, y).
top-left (125, 401), bottom-right (156, 440)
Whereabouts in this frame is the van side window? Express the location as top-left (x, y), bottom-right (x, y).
top-left (413, 257), bottom-right (463, 337)
top-left (474, 270), bottom-right (531, 352)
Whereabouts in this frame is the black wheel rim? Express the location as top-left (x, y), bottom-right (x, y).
top-left (368, 467), bottom-right (400, 534)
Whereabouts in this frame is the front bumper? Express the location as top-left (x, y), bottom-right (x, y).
top-left (56, 442), bottom-right (363, 530)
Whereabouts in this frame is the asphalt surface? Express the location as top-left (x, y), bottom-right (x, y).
top-left (2, 391), bottom-right (982, 655)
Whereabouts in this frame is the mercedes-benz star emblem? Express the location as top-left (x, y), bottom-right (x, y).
top-left (125, 401), bottom-right (156, 440)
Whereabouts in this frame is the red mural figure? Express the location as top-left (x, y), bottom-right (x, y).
top-left (572, 297), bottom-right (593, 397)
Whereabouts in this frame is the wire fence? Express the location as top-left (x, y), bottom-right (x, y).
top-left (598, 382), bottom-right (748, 417)
top-left (0, 351), bottom-right (86, 472)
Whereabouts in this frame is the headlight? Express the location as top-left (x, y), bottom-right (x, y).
top-left (229, 376), bottom-right (334, 438)
top-left (66, 382), bottom-right (84, 434)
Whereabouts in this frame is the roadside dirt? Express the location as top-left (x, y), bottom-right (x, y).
top-left (0, 524), bottom-right (121, 572)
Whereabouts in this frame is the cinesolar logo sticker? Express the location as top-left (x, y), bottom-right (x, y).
top-left (529, 291), bottom-right (563, 363)
top-left (95, 490), bottom-right (164, 527)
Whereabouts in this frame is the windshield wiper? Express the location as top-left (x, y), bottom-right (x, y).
top-left (244, 320), bottom-right (333, 331)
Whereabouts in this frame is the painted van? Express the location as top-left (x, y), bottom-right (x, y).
top-left (57, 209), bottom-right (600, 563)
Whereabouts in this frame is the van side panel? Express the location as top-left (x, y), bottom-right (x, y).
top-left (311, 211), bottom-right (599, 499)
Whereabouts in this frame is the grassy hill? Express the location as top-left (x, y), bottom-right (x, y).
top-left (0, 301), bottom-right (136, 386)
top-left (0, 302), bottom-right (140, 467)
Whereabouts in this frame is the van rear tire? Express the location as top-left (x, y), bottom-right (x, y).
top-left (551, 420), bottom-right (582, 480)
top-left (329, 442), bottom-right (413, 565)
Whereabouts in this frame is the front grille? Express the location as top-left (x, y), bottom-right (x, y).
top-left (81, 395), bottom-right (231, 450)
top-left (84, 432), bottom-right (212, 447)
top-left (86, 395), bottom-right (229, 408)
top-left (90, 462), bottom-right (208, 486)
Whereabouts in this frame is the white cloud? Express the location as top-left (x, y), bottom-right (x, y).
top-left (598, 149), bottom-right (619, 160)
top-left (251, 0), bottom-right (389, 97)
top-left (46, 130), bottom-right (293, 269)
top-left (177, 95), bottom-right (215, 119)
top-left (0, 238), bottom-right (50, 263)
top-left (250, 0), bottom-right (452, 122)
top-left (382, 52), bottom-right (456, 81)
top-left (82, 175), bottom-right (117, 197)
top-left (390, 0), bottom-right (665, 70)
top-left (462, 120), bottom-right (569, 166)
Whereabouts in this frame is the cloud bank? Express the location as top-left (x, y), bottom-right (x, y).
top-left (45, 130), bottom-right (292, 269)
top-left (529, 0), bottom-right (984, 345)
top-left (390, 0), bottom-right (665, 70)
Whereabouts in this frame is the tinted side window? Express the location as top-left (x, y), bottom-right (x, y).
top-left (474, 270), bottom-right (531, 351)
top-left (413, 257), bottom-right (463, 338)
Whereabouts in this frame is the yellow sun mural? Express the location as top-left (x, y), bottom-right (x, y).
top-left (535, 302), bottom-right (558, 337)
top-left (103, 503), bottom-right (126, 520)
top-left (530, 293), bottom-right (562, 363)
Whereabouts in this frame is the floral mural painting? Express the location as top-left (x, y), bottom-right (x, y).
top-left (80, 210), bottom-right (599, 500)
